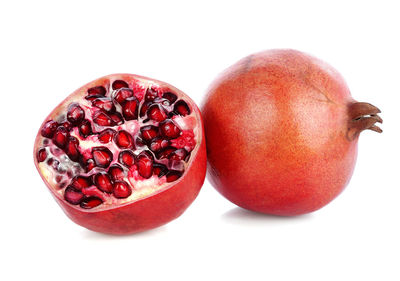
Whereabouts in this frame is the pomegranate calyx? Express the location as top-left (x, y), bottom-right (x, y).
top-left (347, 102), bottom-right (383, 140)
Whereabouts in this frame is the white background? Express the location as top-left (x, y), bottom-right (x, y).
top-left (1, 0), bottom-right (399, 280)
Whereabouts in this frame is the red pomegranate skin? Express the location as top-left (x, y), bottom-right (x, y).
top-left (202, 49), bottom-right (382, 216)
top-left (34, 74), bottom-right (206, 234)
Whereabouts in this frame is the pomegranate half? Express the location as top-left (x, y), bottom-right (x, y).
top-left (202, 49), bottom-right (382, 216)
top-left (34, 74), bottom-right (206, 234)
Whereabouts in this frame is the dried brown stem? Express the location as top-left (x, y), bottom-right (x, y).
top-left (347, 102), bottom-right (383, 141)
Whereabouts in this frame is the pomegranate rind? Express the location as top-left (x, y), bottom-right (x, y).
top-left (34, 73), bottom-right (206, 234)
top-left (202, 49), bottom-right (359, 216)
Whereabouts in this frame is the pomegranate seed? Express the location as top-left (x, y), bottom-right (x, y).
top-left (84, 158), bottom-right (96, 172)
top-left (122, 97), bottom-right (139, 120)
top-left (87, 85), bottom-right (106, 96)
top-left (118, 150), bottom-right (135, 167)
top-left (98, 128), bottom-right (116, 144)
top-left (79, 119), bottom-right (92, 138)
top-left (53, 126), bottom-right (69, 148)
top-left (140, 101), bottom-right (152, 118)
top-left (55, 175), bottom-right (63, 183)
top-left (109, 112), bottom-right (124, 125)
top-left (92, 97), bottom-right (115, 112)
top-left (166, 171), bottom-right (182, 182)
top-left (47, 158), bottom-right (54, 166)
top-left (37, 148), bottom-right (47, 162)
top-left (93, 172), bottom-right (113, 193)
top-left (64, 186), bottom-right (84, 205)
top-left (145, 87), bottom-right (158, 102)
top-left (67, 103), bottom-right (85, 125)
top-left (149, 137), bottom-right (170, 152)
top-left (70, 176), bottom-right (92, 191)
top-left (114, 130), bottom-right (134, 149)
top-left (148, 104), bottom-right (167, 122)
top-left (160, 119), bottom-right (181, 139)
top-left (112, 80), bottom-right (129, 90)
top-left (174, 100), bottom-right (191, 116)
top-left (113, 181), bottom-right (132, 199)
top-left (65, 136), bottom-right (81, 161)
top-left (162, 92), bottom-right (177, 103)
top-left (41, 120), bottom-right (58, 138)
top-left (135, 137), bottom-right (146, 147)
top-left (93, 111), bottom-right (114, 127)
top-left (92, 147), bottom-right (113, 168)
top-left (153, 163), bottom-right (168, 177)
top-left (108, 164), bottom-right (125, 181)
top-left (114, 88), bottom-right (134, 105)
top-left (157, 147), bottom-right (176, 160)
top-left (169, 148), bottom-right (188, 161)
top-left (85, 94), bottom-right (103, 101)
top-left (62, 121), bottom-right (73, 131)
top-left (140, 125), bottom-right (159, 141)
top-left (80, 197), bottom-right (103, 209)
top-left (136, 151), bottom-right (153, 179)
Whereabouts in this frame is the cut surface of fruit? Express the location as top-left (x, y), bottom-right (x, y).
top-left (34, 74), bottom-right (206, 234)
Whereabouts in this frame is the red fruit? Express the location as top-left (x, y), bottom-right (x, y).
top-left (64, 186), bottom-right (84, 205)
top-left (114, 88), bottom-right (133, 104)
top-left (70, 176), bottom-right (92, 191)
top-left (108, 164), bottom-right (125, 181)
top-left (174, 100), bottom-right (191, 116)
top-left (145, 87), bottom-right (159, 102)
top-left (67, 103), bottom-right (85, 125)
top-left (93, 172), bottom-right (113, 193)
top-left (112, 80), bottom-right (129, 90)
top-left (98, 129), bottom-right (116, 144)
top-left (149, 137), bottom-right (170, 152)
top-left (65, 136), bottom-right (81, 162)
top-left (136, 151), bottom-right (153, 179)
top-left (41, 120), bottom-right (58, 138)
top-left (140, 125), bottom-right (159, 141)
top-left (80, 197), bottom-right (103, 209)
top-left (87, 85), bottom-right (107, 96)
top-left (118, 150), bottom-right (135, 167)
top-left (93, 111), bottom-right (114, 127)
top-left (202, 49), bottom-right (382, 216)
top-left (37, 148), bottom-right (48, 162)
top-left (34, 74), bottom-right (206, 235)
top-left (147, 104), bottom-right (167, 122)
top-left (162, 92), bottom-right (178, 103)
top-left (113, 181), bottom-right (132, 199)
top-left (78, 119), bottom-right (93, 138)
top-left (91, 147), bottom-right (113, 168)
top-left (121, 97), bottom-right (139, 120)
top-left (114, 130), bottom-right (134, 149)
top-left (160, 119), bottom-right (181, 139)
top-left (53, 126), bottom-right (69, 148)
top-left (92, 97), bottom-right (115, 112)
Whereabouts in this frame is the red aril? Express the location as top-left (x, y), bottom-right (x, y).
top-left (202, 49), bottom-right (382, 216)
top-left (34, 74), bottom-right (206, 234)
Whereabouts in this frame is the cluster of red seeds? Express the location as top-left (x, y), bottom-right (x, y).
top-left (37, 80), bottom-right (194, 209)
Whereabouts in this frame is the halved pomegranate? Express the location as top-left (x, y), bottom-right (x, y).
top-left (34, 74), bottom-right (206, 235)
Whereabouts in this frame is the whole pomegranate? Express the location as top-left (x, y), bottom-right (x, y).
top-left (202, 49), bottom-right (382, 216)
top-left (34, 74), bottom-right (206, 234)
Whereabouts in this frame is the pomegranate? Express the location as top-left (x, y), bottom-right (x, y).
top-left (202, 49), bottom-right (382, 216)
top-left (34, 74), bottom-right (206, 234)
